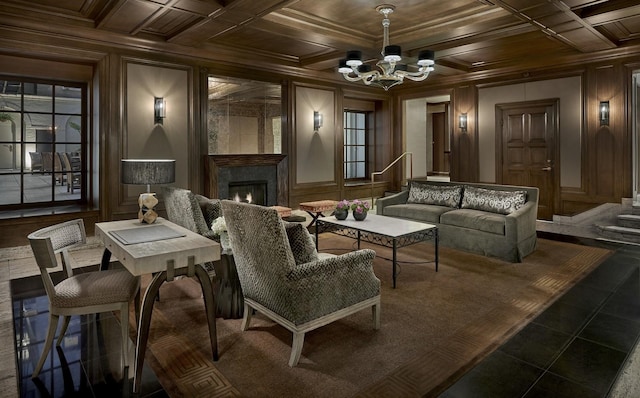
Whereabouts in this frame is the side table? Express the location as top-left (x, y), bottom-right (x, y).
top-left (299, 200), bottom-right (338, 227)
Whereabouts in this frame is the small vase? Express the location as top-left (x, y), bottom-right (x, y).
top-left (334, 209), bottom-right (348, 220)
top-left (219, 231), bottom-right (232, 252)
top-left (353, 210), bottom-right (367, 221)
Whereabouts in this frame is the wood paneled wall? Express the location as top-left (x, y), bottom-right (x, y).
top-left (451, 85), bottom-right (479, 182)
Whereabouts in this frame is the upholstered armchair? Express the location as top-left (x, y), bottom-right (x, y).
top-left (221, 200), bottom-right (381, 366)
top-left (162, 187), bottom-right (243, 318)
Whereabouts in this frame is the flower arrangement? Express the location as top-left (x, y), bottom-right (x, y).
top-left (335, 199), bottom-right (351, 211)
top-left (350, 199), bottom-right (370, 214)
top-left (211, 216), bottom-right (227, 236)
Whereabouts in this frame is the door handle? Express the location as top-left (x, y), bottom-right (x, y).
top-left (542, 166), bottom-right (552, 171)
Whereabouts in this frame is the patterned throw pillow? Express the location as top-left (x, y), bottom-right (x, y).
top-left (461, 186), bottom-right (527, 215)
top-left (283, 221), bottom-right (318, 264)
top-left (407, 182), bottom-right (463, 208)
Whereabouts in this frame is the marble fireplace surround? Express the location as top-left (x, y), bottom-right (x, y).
top-left (205, 154), bottom-right (288, 207)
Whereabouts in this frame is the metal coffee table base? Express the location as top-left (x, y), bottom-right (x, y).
top-left (316, 219), bottom-right (438, 288)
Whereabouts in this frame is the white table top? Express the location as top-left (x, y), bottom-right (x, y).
top-left (95, 218), bottom-right (220, 276)
top-left (317, 213), bottom-right (436, 238)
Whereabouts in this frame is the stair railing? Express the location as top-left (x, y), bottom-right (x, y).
top-left (370, 152), bottom-right (412, 208)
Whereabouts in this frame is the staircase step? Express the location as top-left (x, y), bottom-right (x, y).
top-left (632, 204), bottom-right (640, 215)
top-left (600, 225), bottom-right (640, 244)
top-left (618, 214), bottom-right (640, 229)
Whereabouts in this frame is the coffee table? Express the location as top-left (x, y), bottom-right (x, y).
top-left (315, 214), bottom-right (438, 288)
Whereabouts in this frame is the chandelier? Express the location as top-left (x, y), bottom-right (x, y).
top-left (338, 4), bottom-right (435, 91)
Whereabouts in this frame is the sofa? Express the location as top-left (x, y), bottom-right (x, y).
top-left (375, 180), bottom-right (539, 262)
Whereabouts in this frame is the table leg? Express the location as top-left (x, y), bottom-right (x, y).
top-left (315, 223), bottom-right (319, 249)
top-left (357, 230), bottom-right (361, 250)
top-left (392, 239), bottom-right (398, 289)
top-left (100, 248), bottom-right (111, 271)
top-left (133, 270), bottom-right (165, 393)
top-left (193, 265), bottom-right (219, 360)
top-left (305, 211), bottom-right (323, 227)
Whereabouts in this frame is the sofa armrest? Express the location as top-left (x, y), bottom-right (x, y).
top-left (375, 190), bottom-right (409, 215)
top-left (505, 201), bottom-right (537, 242)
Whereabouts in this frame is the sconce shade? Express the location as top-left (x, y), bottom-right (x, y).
top-left (154, 97), bottom-right (166, 124)
top-left (121, 159), bottom-right (175, 190)
top-left (459, 113), bottom-right (468, 131)
top-left (314, 111), bottom-right (323, 131)
top-left (599, 101), bottom-right (610, 126)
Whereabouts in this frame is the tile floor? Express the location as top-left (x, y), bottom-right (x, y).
top-left (9, 231), bottom-right (640, 397)
top-left (11, 265), bottom-right (167, 398)
top-left (440, 234), bottom-right (640, 398)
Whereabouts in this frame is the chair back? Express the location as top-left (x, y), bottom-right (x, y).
top-left (220, 200), bottom-right (296, 302)
top-left (28, 219), bottom-right (86, 300)
top-left (162, 186), bottom-right (209, 235)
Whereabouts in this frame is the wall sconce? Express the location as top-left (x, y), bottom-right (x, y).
top-left (154, 97), bottom-right (166, 124)
top-left (599, 101), bottom-right (609, 126)
top-left (313, 111), bottom-right (323, 132)
top-left (459, 113), bottom-right (468, 132)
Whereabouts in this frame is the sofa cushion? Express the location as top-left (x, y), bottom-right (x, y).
top-left (440, 209), bottom-right (506, 235)
top-left (461, 186), bottom-right (526, 215)
top-left (383, 203), bottom-right (452, 224)
top-left (407, 181), bottom-right (463, 208)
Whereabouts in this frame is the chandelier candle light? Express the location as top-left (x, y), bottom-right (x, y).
top-left (338, 4), bottom-right (435, 91)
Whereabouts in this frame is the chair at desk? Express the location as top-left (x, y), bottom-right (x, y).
top-left (61, 152), bottom-right (81, 193)
top-left (161, 186), bottom-right (221, 277)
top-left (28, 219), bottom-right (140, 378)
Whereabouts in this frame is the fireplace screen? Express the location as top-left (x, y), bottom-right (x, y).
top-left (229, 180), bottom-right (267, 205)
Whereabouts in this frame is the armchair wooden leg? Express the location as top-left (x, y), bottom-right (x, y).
top-left (372, 302), bottom-right (381, 330)
top-left (289, 332), bottom-right (305, 367)
top-left (32, 313), bottom-right (60, 378)
top-left (241, 303), bottom-right (253, 331)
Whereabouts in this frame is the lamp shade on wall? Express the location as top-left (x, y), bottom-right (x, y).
top-left (121, 159), bottom-right (175, 223)
top-left (154, 97), bottom-right (166, 124)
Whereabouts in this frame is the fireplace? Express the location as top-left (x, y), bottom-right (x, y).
top-left (229, 180), bottom-right (267, 205)
top-left (205, 154), bottom-right (287, 206)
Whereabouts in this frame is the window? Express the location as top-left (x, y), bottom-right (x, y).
top-left (344, 110), bottom-right (369, 180)
top-left (0, 78), bottom-right (86, 209)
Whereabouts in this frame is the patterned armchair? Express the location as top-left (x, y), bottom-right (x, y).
top-left (161, 187), bottom-right (245, 319)
top-left (161, 186), bottom-right (221, 239)
top-left (221, 200), bottom-right (381, 366)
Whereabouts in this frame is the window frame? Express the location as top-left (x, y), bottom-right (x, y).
top-left (343, 109), bottom-right (371, 182)
top-left (0, 76), bottom-right (87, 211)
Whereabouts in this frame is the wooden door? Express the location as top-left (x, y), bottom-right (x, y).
top-left (496, 100), bottom-right (558, 220)
top-left (432, 112), bottom-right (446, 173)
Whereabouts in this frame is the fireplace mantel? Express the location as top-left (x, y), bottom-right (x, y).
top-left (204, 154), bottom-right (288, 205)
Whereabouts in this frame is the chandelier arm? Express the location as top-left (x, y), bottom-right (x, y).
top-left (402, 73), bottom-right (431, 82)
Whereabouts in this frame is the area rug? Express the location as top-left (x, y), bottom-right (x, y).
top-left (138, 236), bottom-right (611, 398)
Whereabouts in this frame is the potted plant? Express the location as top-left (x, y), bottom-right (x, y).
top-left (350, 199), bottom-right (370, 221)
top-left (334, 199), bottom-right (350, 220)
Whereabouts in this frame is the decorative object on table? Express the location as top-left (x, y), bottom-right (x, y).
top-left (334, 199), bottom-right (350, 220)
top-left (351, 199), bottom-right (370, 221)
top-left (121, 159), bottom-right (175, 224)
top-left (211, 216), bottom-right (231, 252)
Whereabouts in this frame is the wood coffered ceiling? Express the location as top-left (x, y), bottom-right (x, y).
top-left (1, 0), bottom-right (640, 84)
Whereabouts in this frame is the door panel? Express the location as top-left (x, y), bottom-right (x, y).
top-left (497, 100), bottom-right (558, 220)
